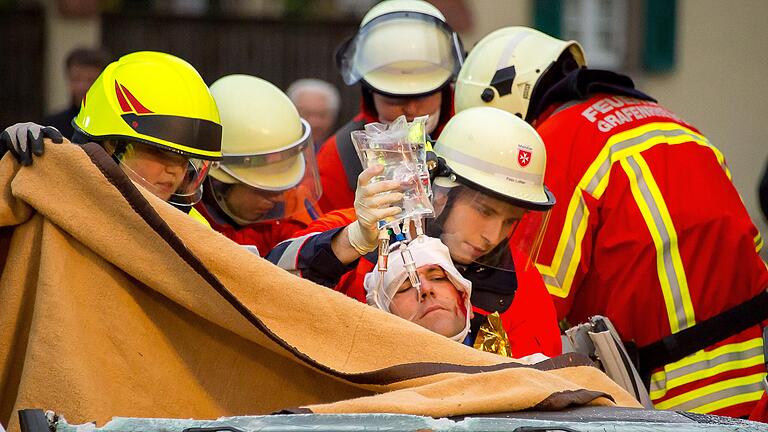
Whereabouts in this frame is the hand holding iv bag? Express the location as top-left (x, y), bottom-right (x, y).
top-left (351, 115), bottom-right (434, 229)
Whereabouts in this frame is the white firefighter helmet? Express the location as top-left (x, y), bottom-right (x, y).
top-left (454, 26), bottom-right (586, 120)
top-left (208, 74), bottom-right (321, 223)
top-left (434, 106), bottom-right (554, 209)
top-left (429, 106), bottom-right (555, 270)
top-left (336, 0), bottom-right (464, 96)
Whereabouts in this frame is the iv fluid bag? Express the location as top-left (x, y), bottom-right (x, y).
top-left (351, 115), bottom-right (434, 229)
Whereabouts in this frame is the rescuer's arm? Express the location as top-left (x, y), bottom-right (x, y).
top-left (331, 165), bottom-right (402, 263)
top-left (267, 227), bottom-right (357, 287)
top-left (267, 166), bottom-right (402, 286)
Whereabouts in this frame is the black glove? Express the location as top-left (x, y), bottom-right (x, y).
top-left (0, 122), bottom-right (64, 166)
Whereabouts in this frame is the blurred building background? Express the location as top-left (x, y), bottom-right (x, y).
top-left (1, 0), bottom-right (767, 246)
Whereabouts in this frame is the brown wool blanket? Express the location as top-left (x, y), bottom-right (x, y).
top-left (0, 141), bottom-right (640, 430)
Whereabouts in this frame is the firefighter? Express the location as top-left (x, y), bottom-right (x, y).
top-left (268, 106), bottom-right (562, 358)
top-left (1, 51), bottom-right (223, 226)
top-left (195, 74), bottom-right (322, 254)
top-left (454, 26), bottom-right (768, 417)
top-left (315, 0), bottom-right (463, 212)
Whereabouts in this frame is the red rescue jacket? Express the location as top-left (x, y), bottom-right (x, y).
top-left (535, 92), bottom-right (768, 417)
top-left (750, 391), bottom-right (768, 423)
top-left (195, 185), bottom-right (322, 256)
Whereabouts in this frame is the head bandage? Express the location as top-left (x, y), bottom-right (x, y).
top-left (364, 236), bottom-right (472, 342)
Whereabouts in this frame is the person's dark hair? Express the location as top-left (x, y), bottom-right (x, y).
top-left (65, 47), bottom-right (111, 72)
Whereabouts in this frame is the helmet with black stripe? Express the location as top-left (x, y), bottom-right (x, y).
top-left (73, 51), bottom-right (222, 206)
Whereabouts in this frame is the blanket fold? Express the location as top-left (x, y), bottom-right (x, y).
top-left (0, 141), bottom-right (640, 431)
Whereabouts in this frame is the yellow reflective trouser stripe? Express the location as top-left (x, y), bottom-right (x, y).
top-left (653, 372), bottom-right (766, 412)
top-left (539, 122), bottom-right (726, 299)
top-left (621, 154), bottom-right (694, 333)
top-left (755, 233), bottom-right (764, 253)
top-left (650, 337), bottom-right (766, 399)
top-left (692, 389), bottom-right (765, 415)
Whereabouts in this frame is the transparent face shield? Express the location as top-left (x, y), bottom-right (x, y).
top-left (106, 141), bottom-right (211, 207)
top-left (427, 180), bottom-right (551, 272)
top-left (336, 11), bottom-right (464, 94)
top-left (210, 119), bottom-right (321, 224)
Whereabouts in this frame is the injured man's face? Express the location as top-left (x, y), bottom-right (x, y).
top-left (364, 236), bottom-right (473, 342)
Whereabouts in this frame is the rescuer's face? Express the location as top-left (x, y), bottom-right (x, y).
top-left (372, 91), bottom-right (442, 124)
top-left (440, 190), bottom-right (525, 265)
top-left (224, 184), bottom-right (282, 221)
top-left (118, 144), bottom-right (188, 201)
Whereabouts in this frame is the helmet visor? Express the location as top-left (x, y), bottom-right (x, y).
top-left (111, 142), bottom-right (211, 207)
top-left (337, 11), bottom-right (463, 95)
top-left (209, 120), bottom-right (322, 223)
top-left (216, 119), bottom-right (314, 190)
top-left (427, 180), bottom-right (550, 272)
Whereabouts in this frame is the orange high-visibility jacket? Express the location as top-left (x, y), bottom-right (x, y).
top-left (195, 185), bottom-right (322, 256)
top-left (535, 93), bottom-right (768, 417)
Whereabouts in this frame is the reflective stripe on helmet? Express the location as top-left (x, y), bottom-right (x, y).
top-left (437, 144), bottom-right (543, 186)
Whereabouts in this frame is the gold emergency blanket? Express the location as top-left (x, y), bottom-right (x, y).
top-left (0, 141), bottom-right (640, 431)
top-left (473, 312), bottom-right (512, 357)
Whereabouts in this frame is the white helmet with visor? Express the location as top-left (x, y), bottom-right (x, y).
top-left (208, 74), bottom-right (321, 224)
top-left (336, 0), bottom-right (464, 96)
top-left (429, 106), bottom-right (555, 271)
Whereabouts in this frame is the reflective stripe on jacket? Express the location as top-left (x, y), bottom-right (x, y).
top-left (535, 93), bottom-right (768, 417)
top-left (188, 207), bottom-right (211, 228)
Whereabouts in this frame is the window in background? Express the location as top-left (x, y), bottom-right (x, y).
top-left (562, 0), bottom-right (628, 70)
top-left (533, 0), bottom-right (676, 73)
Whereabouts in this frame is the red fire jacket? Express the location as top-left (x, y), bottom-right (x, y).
top-left (272, 208), bottom-right (562, 358)
top-left (195, 187), bottom-right (321, 256)
top-left (534, 93), bottom-right (768, 417)
top-left (750, 391), bottom-right (768, 422)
